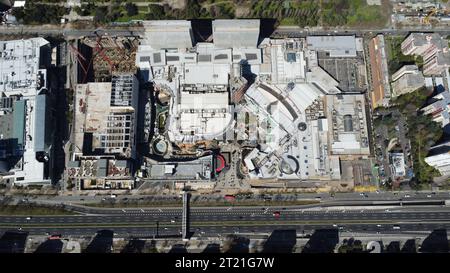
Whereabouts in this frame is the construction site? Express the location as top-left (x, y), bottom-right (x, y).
top-left (68, 35), bottom-right (140, 84)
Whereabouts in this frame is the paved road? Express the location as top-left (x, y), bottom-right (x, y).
top-left (273, 27), bottom-right (450, 38)
top-left (2, 205), bottom-right (450, 237)
top-left (3, 222), bottom-right (450, 238)
top-left (4, 207), bottom-right (450, 224)
top-left (2, 25), bottom-right (450, 40)
top-left (0, 26), bottom-right (143, 38)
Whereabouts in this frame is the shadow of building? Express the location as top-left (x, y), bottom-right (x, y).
top-left (0, 231), bottom-right (28, 253)
top-left (34, 239), bottom-right (64, 253)
top-left (401, 239), bottom-right (417, 253)
top-left (386, 241), bottom-right (401, 253)
top-left (261, 229), bottom-right (297, 253)
top-left (302, 229), bottom-right (339, 253)
top-left (202, 243), bottom-right (221, 253)
top-left (225, 235), bottom-right (250, 253)
top-left (168, 244), bottom-right (188, 253)
top-left (419, 229), bottom-right (449, 253)
top-left (83, 230), bottom-right (114, 253)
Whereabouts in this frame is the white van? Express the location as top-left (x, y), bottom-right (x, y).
top-left (393, 225), bottom-right (401, 230)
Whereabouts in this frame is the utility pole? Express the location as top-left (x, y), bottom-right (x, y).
top-left (182, 190), bottom-right (190, 241)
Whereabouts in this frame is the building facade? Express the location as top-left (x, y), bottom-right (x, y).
top-left (401, 33), bottom-right (450, 76)
top-left (391, 65), bottom-right (425, 97)
top-left (425, 141), bottom-right (450, 176)
top-left (368, 35), bottom-right (391, 109)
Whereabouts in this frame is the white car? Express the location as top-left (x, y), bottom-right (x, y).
top-left (376, 224), bottom-right (382, 227)
top-left (427, 194), bottom-right (432, 198)
top-left (110, 194), bottom-right (117, 198)
top-left (332, 224), bottom-right (338, 227)
top-left (26, 216), bottom-right (32, 221)
top-left (170, 220), bottom-right (176, 223)
top-left (404, 194), bottom-right (411, 198)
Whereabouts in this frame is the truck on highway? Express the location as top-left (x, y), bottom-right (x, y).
top-left (445, 200), bottom-right (450, 206)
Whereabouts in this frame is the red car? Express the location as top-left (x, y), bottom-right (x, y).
top-left (49, 234), bottom-right (62, 240)
top-left (273, 211), bottom-right (281, 217)
top-left (224, 195), bottom-right (236, 201)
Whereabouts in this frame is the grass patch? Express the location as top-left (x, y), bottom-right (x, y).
top-left (0, 205), bottom-right (76, 216)
top-left (115, 13), bottom-right (147, 22)
top-left (279, 17), bottom-right (297, 26)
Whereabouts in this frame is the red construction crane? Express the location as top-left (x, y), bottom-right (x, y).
top-left (93, 35), bottom-right (116, 71)
top-left (68, 44), bottom-right (89, 77)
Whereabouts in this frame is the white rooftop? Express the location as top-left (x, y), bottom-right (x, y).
top-left (0, 38), bottom-right (49, 97)
top-left (306, 36), bottom-right (358, 57)
top-left (212, 19), bottom-right (260, 49)
top-left (142, 20), bottom-right (193, 50)
top-left (183, 63), bottom-right (229, 85)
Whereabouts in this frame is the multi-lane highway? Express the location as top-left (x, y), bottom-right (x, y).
top-left (2, 203), bottom-right (450, 238)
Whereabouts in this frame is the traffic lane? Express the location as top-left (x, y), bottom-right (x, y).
top-left (68, 199), bottom-right (448, 215)
top-left (3, 210), bottom-right (450, 225)
top-left (2, 222), bottom-right (450, 238)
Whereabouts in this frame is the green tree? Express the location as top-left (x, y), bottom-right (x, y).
top-left (184, 0), bottom-right (201, 19)
top-left (146, 4), bottom-right (165, 20)
top-left (94, 7), bottom-right (108, 23)
top-left (125, 2), bottom-right (138, 17)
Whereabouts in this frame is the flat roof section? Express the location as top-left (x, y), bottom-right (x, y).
top-left (212, 19), bottom-right (260, 49)
top-left (12, 100), bottom-right (25, 147)
top-left (34, 94), bottom-right (47, 152)
top-left (142, 20), bottom-right (193, 50)
top-left (0, 38), bottom-right (49, 97)
top-left (306, 36), bottom-right (357, 57)
top-left (183, 63), bottom-right (230, 85)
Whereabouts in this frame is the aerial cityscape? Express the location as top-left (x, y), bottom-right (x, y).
top-left (1, 0), bottom-right (450, 260)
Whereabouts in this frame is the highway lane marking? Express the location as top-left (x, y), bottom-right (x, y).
top-left (5, 219), bottom-right (450, 229)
